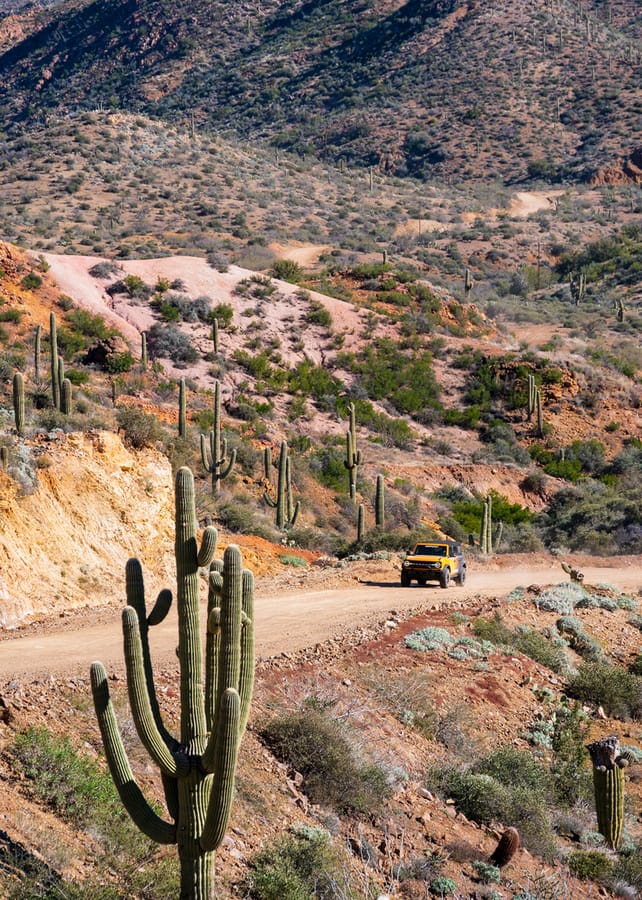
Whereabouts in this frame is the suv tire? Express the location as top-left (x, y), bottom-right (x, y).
top-left (457, 566), bottom-right (466, 586)
top-left (401, 571), bottom-right (411, 587)
top-left (439, 568), bottom-right (450, 589)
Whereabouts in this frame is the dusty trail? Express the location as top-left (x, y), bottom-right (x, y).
top-left (1, 564), bottom-right (639, 680)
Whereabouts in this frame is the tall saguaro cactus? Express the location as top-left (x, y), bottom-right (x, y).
top-left (178, 378), bottom-right (187, 438)
top-left (50, 312), bottom-right (60, 410)
top-left (344, 402), bottom-right (362, 501)
top-left (375, 474), bottom-right (385, 529)
top-left (569, 271), bottom-right (586, 306)
top-left (90, 467), bottom-right (254, 900)
top-left (34, 324), bottom-right (41, 381)
top-left (527, 373), bottom-right (536, 420)
top-left (264, 440), bottom-right (300, 531)
top-left (13, 372), bottom-right (25, 435)
top-left (464, 267), bottom-right (474, 300)
top-left (480, 493), bottom-right (493, 554)
top-left (535, 387), bottom-right (544, 437)
top-left (200, 380), bottom-right (236, 495)
top-left (587, 735), bottom-right (632, 850)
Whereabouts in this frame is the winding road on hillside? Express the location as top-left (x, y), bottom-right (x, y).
top-left (1, 564), bottom-right (639, 680)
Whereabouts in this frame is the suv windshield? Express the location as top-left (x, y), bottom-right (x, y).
top-left (413, 545), bottom-right (448, 556)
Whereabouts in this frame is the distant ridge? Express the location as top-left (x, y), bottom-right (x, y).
top-left (0, 0), bottom-right (641, 183)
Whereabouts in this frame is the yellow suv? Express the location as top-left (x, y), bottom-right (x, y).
top-left (401, 541), bottom-right (467, 589)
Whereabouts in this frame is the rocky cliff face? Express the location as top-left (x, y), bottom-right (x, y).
top-left (0, 430), bottom-right (175, 627)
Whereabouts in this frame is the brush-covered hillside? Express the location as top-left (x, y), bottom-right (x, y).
top-left (1, 0), bottom-right (642, 182)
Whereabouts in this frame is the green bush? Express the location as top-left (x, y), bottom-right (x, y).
top-left (567, 662), bottom-right (642, 719)
top-left (9, 727), bottom-right (177, 894)
top-left (116, 405), bottom-right (164, 449)
top-left (431, 746), bottom-right (556, 859)
top-left (12, 727), bottom-right (114, 825)
top-left (21, 272), bottom-right (43, 291)
top-left (260, 707), bottom-right (390, 815)
top-left (566, 850), bottom-right (614, 881)
top-left (249, 826), bottom-right (361, 900)
top-left (612, 843), bottom-right (642, 890)
top-left (270, 259), bottom-right (304, 283)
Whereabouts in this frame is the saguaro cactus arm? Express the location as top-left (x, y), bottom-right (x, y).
top-left (90, 662), bottom-right (177, 844)
top-left (200, 688), bottom-right (241, 852)
top-left (122, 606), bottom-right (189, 777)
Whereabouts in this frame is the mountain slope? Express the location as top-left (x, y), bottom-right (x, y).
top-left (1, 0), bottom-right (641, 182)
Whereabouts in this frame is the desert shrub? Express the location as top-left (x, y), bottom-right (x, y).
top-left (533, 582), bottom-right (587, 614)
top-left (405, 627), bottom-right (454, 652)
top-left (12, 727), bottom-right (114, 824)
top-left (260, 707), bottom-right (390, 815)
top-left (64, 368), bottom-right (89, 385)
top-left (270, 259), bottom-right (304, 283)
top-left (305, 298), bottom-right (332, 327)
top-left (146, 323), bottom-right (198, 364)
top-left (21, 272), bottom-right (43, 291)
top-left (279, 555), bottom-right (307, 567)
top-left (612, 844), bottom-right (642, 890)
top-left (471, 860), bottom-right (501, 884)
top-left (152, 292), bottom-right (211, 324)
top-left (115, 405), bottom-right (164, 449)
top-left (429, 877), bottom-right (457, 896)
top-left (539, 479), bottom-right (642, 554)
top-left (216, 502), bottom-right (276, 542)
top-left (430, 746), bottom-right (556, 859)
top-left (513, 629), bottom-right (569, 675)
top-left (89, 260), bottom-right (121, 279)
top-left (66, 309), bottom-right (115, 340)
top-left (556, 617), bottom-right (604, 662)
top-left (472, 613), bottom-right (513, 646)
top-left (209, 302), bottom-right (234, 328)
top-left (248, 825), bottom-right (361, 900)
top-left (567, 850), bottom-right (614, 881)
top-left (567, 662), bottom-right (642, 719)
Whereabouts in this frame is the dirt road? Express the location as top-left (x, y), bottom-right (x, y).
top-left (1, 564), bottom-right (639, 680)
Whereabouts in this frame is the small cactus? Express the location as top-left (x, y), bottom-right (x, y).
top-left (587, 735), bottom-right (627, 849)
top-left (178, 378), bottom-right (187, 438)
top-left (13, 372), bottom-right (25, 435)
top-left (490, 827), bottom-right (520, 867)
top-left (50, 312), bottom-right (60, 410)
top-left (212, 318), bottom-right (219, 354)
top-left (535, 387), bottom-right (544, 437)
top-left (61, 377), bottom-right (73, 415)
top-left (141, 332), bottom-right (148, 371)
top-left (375, 474), bottom-right (385, 529)
top-left (569, 271), bottom-right (586, 306)
top-left (200, 380), bottom-right (236, 496)
top-left (480, 494), bottom-right (493, 554)
top-left (357, 503), bottom-right (365, 543)
top-left (344, 402), bottom-right (362, 501)
top-left (464, 266), bottom-right (474, 299)
top-left (264, 441), bottom-right (299, 531)
top-left (34, 324), bottom-right (41, 381)
top-left (527, 373), bottom-right (536, 420)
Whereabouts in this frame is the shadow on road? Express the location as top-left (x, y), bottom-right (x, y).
top-left (358, 580), bottom-right (442, 589)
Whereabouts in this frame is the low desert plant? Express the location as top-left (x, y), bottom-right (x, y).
top-left (260, 707), bottom-right (390, 815)
top-left (248, 825), bottom-right (361, 900)
top-left (115, 405), bottom-right (164, 449)
top-left (566, 850), bottom-right (614, 881)
top-left (567, 662), bottom-right (642, 719)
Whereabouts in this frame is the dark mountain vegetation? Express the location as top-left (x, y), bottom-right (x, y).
top-left (1, 0), bottom-right (641, 182)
